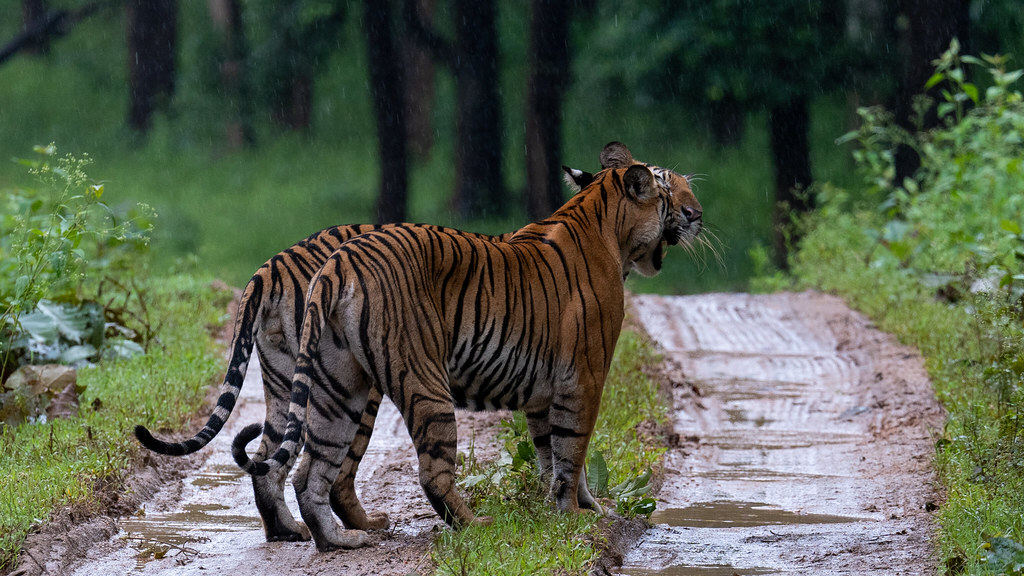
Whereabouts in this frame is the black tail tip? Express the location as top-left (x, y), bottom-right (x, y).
top-left (134, 425), bottom-right (157, 448)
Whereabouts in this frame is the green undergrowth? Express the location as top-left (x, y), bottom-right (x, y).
top-left (432, 329), bottom-right (667, 576)
top-left (763, 43), bottom-right (1024, 575)
top-left (0, 276), bottom-right (229, 572)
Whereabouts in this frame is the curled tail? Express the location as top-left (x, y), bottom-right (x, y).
top-left (134, 273), bottom-right (267, 456)
top-left (233, 257), bottom-right (343, 476)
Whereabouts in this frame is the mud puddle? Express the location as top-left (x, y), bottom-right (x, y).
top-left (620, 292), bottom-right (943, 576)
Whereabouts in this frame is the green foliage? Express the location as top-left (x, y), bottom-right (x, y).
top-left (1, 146), bottom-right (154, 382)
top-left (786, 43), bottom-right (1024, 574)
top-left (837, 40), bottom-right (1024, 291)
top-left (576, 0), bottom-right (852, 110)
top-left (1, 145), bottom-right (153, 381)
top-left (436, 329), bottom-right (667, 574)
top-left (981, 536), bottom-right (1024, 575)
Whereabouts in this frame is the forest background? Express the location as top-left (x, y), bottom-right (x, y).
top-left (2, 0), bottom-right (1019, 295)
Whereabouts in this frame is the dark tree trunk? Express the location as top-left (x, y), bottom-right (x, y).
top-left (21, 0), bottom-right (48, 55)
top-left (272, 74), bottom-right (313, 131)
top-left (708, 97), bottom-right (745, 147)
top-left (402, 0), bottom-right (436, 160)
top-left (126, 0), bottom-right (177, 133)
top-left (768, 97), bottom-right (813, 270)
top-left (452, 0), bottom-right (504, 220)
top-left (894, 0), bottom-right (970, 181)
top-left (365, 0), bottom-right (409, 224)
top-left (525, 0), bottom-right (571, 221)
top-left (208, 0), bottom-right (252, 149)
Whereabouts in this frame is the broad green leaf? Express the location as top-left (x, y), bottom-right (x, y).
top-left (1000, 220), bottom-right (1022, 235)
top-left (586, 451), bottom-right (609, 497)
top-left (104, 339), bottom-right (145, 360)
top-left (962, 83), bottom-right (979, 103)
top-left (924, 72), bottom-right (945, 90)
top-left (59, 344), bottom-right (97, 365)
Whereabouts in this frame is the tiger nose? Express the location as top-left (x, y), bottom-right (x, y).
top-left (683, 206), bottom-right (702, 223)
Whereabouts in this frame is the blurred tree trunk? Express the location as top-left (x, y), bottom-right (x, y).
top-left (402, 0), bottom-right (436, 160)
top-left (708, 97), bottom-right (745, 147)
top-left (208, 0), bottom-right (252, 149)
top-left (365, 0), bottom-right (409, 224)
top-left (768, 97), bottom-right (813, 270)
top-left (893, 0), bottom-right (970, 181)
top-left (126, 0), bottom-right (177, 133)
top-left (404, 0), bottom-right (505, 219)
top-left (452, 0), bottom-right (505, 219)
top-left (21, 0), bottom-right (49, 55)
top-left (272, 72), bottom-right (312, 131)
top-left (525, 0), bottom-right (571, 221)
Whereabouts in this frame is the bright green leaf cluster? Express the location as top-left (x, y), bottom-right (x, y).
top-left (1, 145), bottom-right (156, 382)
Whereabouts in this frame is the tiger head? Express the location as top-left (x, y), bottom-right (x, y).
top-left (600, 142), bottom-right (703, 277)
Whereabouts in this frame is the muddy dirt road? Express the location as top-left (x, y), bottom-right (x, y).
top-left (620, 292), bottom-right (943, 576)
top-left (14, 291), bottom-right (943, 575)
top-left (20, 357), bottom-right (507, 576)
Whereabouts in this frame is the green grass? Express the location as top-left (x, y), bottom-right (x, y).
top-left (0, 275), bottom-right (230, 572)
top-left (432, 330), bottom-right (667, 576)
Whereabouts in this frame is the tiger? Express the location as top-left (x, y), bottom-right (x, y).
top-left (231, 142), bottom-right (703, 551)
top-left (132, 173), bottom-right (596, 543)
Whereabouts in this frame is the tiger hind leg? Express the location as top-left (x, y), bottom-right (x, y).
top-left (252, 340), bottom-right (311, 542)
top-left (329, 387), bottom-right (390, 530)
top-left (292, 347), bottom-right (371, 551)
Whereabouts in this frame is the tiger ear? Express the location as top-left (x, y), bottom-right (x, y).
top-left (561, 165), bottom-right (594, 193)
top-left (600, 142), bottom-right (634, 169)
top-left (623, 164), bottom-right (656, 201)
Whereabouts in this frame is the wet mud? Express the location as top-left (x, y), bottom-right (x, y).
top-left (48, 355), bottom-right (507, 576)
top-left (620, 292), bottom-right (944, 576)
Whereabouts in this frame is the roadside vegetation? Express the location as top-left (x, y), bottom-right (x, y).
top-left (0, 149), bottom-right (230, 572)
top-left (758, 43), bottom-right (1024, 574)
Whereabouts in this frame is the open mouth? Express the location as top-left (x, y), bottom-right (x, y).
top-left (652, 241), bottom-right (665, 270)
top-left (663, 225), bottom-right (681, 246)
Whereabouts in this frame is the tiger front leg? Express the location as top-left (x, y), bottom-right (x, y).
top-left (548, 387), bottom-right (602, 514)
top-left (404, 394), bottom-right (491, 528)
top-left (528, 409), bottom-right (603, 514)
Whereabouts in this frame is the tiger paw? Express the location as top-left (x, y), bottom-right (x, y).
top-left (364, 511), bottom-right (390, 530)
top-left (313, 528), bottom-right (371, 552)
top-left (265, 521), bottom-right (312, 542)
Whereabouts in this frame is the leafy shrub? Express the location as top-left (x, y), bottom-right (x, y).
top-left (836, 39), bottom-right (1024, 300)
top-left (1, 145), bottom-right (154, 385)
